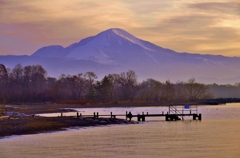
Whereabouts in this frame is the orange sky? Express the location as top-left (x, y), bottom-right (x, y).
top-left (0, 0), bottom-right (239, 56)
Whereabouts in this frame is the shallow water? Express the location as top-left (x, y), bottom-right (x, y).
top-left (1, 103), bottom-right (240, 158)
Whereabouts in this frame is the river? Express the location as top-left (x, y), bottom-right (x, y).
top-left (0, 103), bottom-right (240, 158)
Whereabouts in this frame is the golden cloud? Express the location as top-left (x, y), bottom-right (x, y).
top-left (0, 0), bottom-right (239, 56)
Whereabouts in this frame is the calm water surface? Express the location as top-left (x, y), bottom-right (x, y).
top-left (1, 103), bottom-right (240, 158)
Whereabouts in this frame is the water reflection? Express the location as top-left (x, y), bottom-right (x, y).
top-left (1, 103), bottom-right (240, 158)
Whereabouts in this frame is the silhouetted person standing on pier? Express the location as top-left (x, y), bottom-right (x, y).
top-left (128, 112), bottom-right (133, 121)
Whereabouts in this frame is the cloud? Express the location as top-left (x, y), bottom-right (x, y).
top-left (188, 2), bottom-right (240, 15)
top-left (0, 0), bottom-right (137, 25)
top-left (0, 0), bottom-right (239, 56)
top-left (0, 0), bottom-right (141, 45)
top-left (137, 12), bottom-right (240, 56)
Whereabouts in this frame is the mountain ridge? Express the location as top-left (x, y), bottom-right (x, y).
top-left (1, 28), bottom-right (240, 84)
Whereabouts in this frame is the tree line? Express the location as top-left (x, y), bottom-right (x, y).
top-left (0, 63), bottom-right (212, 104)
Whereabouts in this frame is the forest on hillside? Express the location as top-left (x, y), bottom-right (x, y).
top-left (0, 63), bottom-right (240, 104)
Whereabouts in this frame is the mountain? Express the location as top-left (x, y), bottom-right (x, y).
top-left (32, 28), bottom-right (179, 66)
top-left (1, 28), bottom-right (240, 84)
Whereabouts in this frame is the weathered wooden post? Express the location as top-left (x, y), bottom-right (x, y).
top-left (97, 112), bottom-right (99, 118)
top-left (61, 112), bottom-right (63, 117)
top-left (193, 114), bottom-right (196, 120)
top-left (77, 112), bottom-right (79, 118)
top-left (199, 114), bottom-right (202, 121)
top-left (110, 112), bottom-right (112, 118)
top-left (142, 115), bottom-right (145, 121)
top-left (137, 114), bottom-right (140, 121)
top-left (165, 114), bottom-right (168, 121)
top-left (80, 113), bottom-right (82, 118)
top-left (94, 112), bottom-right (96, 118)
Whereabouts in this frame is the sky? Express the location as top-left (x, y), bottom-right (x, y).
top-left (0, 0), bottom-right (239, 56)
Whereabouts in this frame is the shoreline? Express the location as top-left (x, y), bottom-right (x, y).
top-left (0, 116), bottom-right (137, 139)
top-left (0, 103), bottom-right (142, 139)
top-left (0, 102), bottom-right (226, 139)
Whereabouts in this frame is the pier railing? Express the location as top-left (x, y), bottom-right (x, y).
top-left (168, 105), bottom-right (199, 120)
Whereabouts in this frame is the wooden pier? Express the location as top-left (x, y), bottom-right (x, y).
top-left (65, 104), bottom-right (202, 122)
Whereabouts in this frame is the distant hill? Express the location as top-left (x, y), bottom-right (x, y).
top-left (1, 28), bottom-right (240, 84)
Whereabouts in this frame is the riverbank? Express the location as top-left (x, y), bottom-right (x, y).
top-left (0, 102), bottom-right (218, 138)
top-left (0, 116), bottom-right (137, 138)
top-left (0, 103), bottom-right (142, 139)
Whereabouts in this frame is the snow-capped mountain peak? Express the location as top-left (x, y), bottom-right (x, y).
top-left (59, 28), bottom-right (174, 64)
top-left (99, 28), bottom-right (156, 51)
top-left (4, 28), bottom-right (240, 84)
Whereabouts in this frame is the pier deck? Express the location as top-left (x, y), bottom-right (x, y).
top-left (62, 104), bottom-right (202, 122)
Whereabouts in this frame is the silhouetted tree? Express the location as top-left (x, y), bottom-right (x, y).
top-left (185, 78), bottom-right (209, 101)
top-left (0, 64), bottom-right (8, 103)
top-left (0, 63), bottom-right (218, 104)
top-left (116, 70), bottom-right (139, 100)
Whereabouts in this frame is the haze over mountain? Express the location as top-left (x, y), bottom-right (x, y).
top-left (1, 28), bottom-right (240, 84)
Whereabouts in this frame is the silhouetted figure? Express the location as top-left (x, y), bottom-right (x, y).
top-left (128, 112), bottom-right (133, 121)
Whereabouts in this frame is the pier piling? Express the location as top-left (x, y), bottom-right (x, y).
top-left (199, 114), bottom-right (202, 121)
top-left (137, 115), bottom-right (140, 121)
